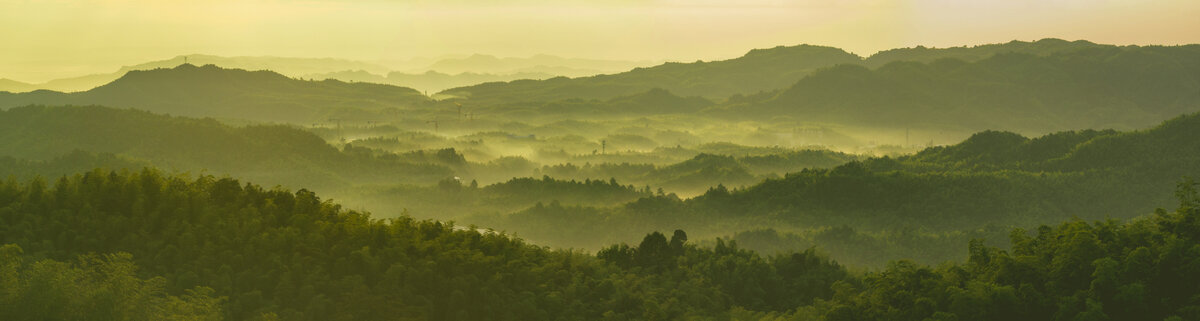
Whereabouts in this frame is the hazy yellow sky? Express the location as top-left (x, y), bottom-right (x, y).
top-left (2, 0), bottom-right (1198, 82)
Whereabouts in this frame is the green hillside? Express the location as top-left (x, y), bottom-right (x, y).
top-left (3, 168), bottom-right (1198, 320)
top-left (481, 112), bottom-right (1200, 265)
top-left (0, 169), bottom-right (850, 320)
top-left (0, 105), bottom-right (449, 190)
top-left (728, 44), bottom-right (1200, 133)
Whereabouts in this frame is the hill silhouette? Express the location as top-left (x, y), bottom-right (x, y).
top-left (726, 43), bottom-right (1200, 133)
top-left (439, 44), bottom-right (862, 103)
top-left (483, 112), bottom-right (1200, 265)
top-left (0, 64), bottom-right (431, 123)
top-left (862, 38), bottom-right (1106, 67)
top-left (0, 79), bottom-right (37, 93)
top-left (1, 54), bottom-right (393, 93)
top-left (0, 105), bottom-right (449, 190)
top-left (439, 39), bottom-right (1125, 105)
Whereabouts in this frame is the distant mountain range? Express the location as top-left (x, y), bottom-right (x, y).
top-left (302, 70), bottom-right (563, 95)
top-left (722, 41), bottom-right (1200, 133)
top-left (0, 64), bottom-right (430, 123)
top-left (2, 39), bottom-right (1197, 135)
top-left (0, 54), bottom-right (393, 93)
top-left (439, 39), bottom-right (1124, 103)
top-left (0, 54), bottom-right (651, 94)
top-left (438, 44), bottom-right (863, 103)
top-left (421, 54), bottom-right (650, 75)
top-left (0, 105), bottom-right (450, 190)
top-left (443, 38), bottom-right (1200, 133)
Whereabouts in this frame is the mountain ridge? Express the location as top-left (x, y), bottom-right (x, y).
top-left (0, 64), bottom-right (431, 123)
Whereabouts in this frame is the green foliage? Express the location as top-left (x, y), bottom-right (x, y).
top-left (486, 112), bottom-right (1200, 266)
top-left (0, 244), bottom-right (224, 321)
top-left (0, 169), bottom-right (851, 320)
top-left (808, 184), bottom-right (1200, 321)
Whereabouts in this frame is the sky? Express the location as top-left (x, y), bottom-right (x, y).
top-left (2, 0), bottom-right (1199, 83)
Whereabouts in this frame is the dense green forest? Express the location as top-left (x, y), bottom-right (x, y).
top-left (0, 170), bottom-right (848, 320)
top-left (1, 169), bottom-right (1197, 320)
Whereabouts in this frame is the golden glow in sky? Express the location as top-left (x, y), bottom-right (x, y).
top-left (2, 0), bottom-right (1198, 82)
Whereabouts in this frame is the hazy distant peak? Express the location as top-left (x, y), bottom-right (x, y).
top-left (742, 44), bottom-right (861, 59)
top-left (863, 38), bottom-right (1111, 67)
top-left (0, 78), bottom-right (38, 93)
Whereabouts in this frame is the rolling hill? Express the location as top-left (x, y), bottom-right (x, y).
top-left (438, 39), bottom-right (1121, 105)
top-left (478, 111), bottom-right (1200, 265)
top-left (724, 43), bottom-right (1200, 133)
top-left (0, 54), bottom-right (393, 93)
top-left (439, 44), bottom-right (862, 103)
top-left (0, 64), bottom-right (431, 123)
top-left (0, 105), bottom-right (449, 191)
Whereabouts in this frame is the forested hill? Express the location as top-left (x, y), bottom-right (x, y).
top-left (0, 105), bottom-right (449, 190)
top-left (438, 44), bottom-right (861, 103)
top-left (481, 112), bottom-right (1200, 264)
top-left (0, 169), bottom-right (851, 320)
top-left (2, 169), bottom-right (1199, 320)
top-left (0, 64), bottom-right (431, 123)
top-left (711, 111), bottom-right (1200, 229)
top-left (725, 43), bottom-right (1200, 133)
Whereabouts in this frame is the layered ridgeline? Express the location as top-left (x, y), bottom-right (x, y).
top-left (481, 112), bottom-right (1200, 266)
top-left (0, 54), bottom-right (392, 94)
top-left (0, 64), bottom-right (431, 123)
top-left (2, 169), bottom-right (1199, 320)
top-left (443, 39), bottom-right (1200, 134)
top-left (725, 44), bottom-right (1200, 133)
top-left (0, 105), bottom-right (856, 221)
top-left (4, 40), bottom-right (1195, 138)
top-left (439, 44), bottom-right (862, 103)
top-left (438, 38), bottom-right (1121, 103)
top-left (0, 105), bottom-right (449, 191)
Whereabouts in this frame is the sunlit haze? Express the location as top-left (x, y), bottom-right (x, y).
top-left (2, 0), bottom-right (1198, 82)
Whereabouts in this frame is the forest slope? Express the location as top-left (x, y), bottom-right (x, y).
top-left (0, 105), bottom-right (449, 190)
top-left (2, 169), bottom-right (1199, 320)
top-left (482, 112), bottom-right (1200, 265)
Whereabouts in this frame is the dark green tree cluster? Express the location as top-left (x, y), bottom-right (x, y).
top-left (598, 230), bottom-right (849, 311)
top-left (808, 180), bottom-right (1200, 321)
top-left (2, 168), bottom-right (1199, 320)
top-left (0, 169), bottom-right (850, 320)
top-left (343, 175), bottom-right (652, 223)
top-left (0, 244), bottom-right (224, 321)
